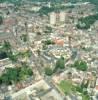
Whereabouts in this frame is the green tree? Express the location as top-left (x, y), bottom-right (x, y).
top-left (37, 49), bottom-right (41, 56)
top-left (55, 56), bottom-right (65, 69)
top-left (5, 68), bottom-right (18, 84)
top-left (19, 67), bottom-right (27, 81)
top-left (73, 60), bottom-right (88, 71)
top-left (3, 41), bottom-right (11, 52)
top-left (20, 34), bottom-right (28, 42)
top-left (45, 67), bottom-right (53, 76)
top-left (76, 13), bottom-right (98, 29)
top-left (1, 74), bottom-right (9, 85)
top-left (25, 50), bottom-right (32, 57)
top-left (45, 26), bottom-right (52, 33)
top-left (7, 52), bottom-right (17, 62)
top-left (2, 41), bottom-right (17, 61)
top-left (0, 16), bottom-right (3, 25)
top-left (0, 52), bottom-right (7, 59)
top-left (44, 39), bottom-right (55, 45)
top-left (0, 66), bottom-right (33, 85)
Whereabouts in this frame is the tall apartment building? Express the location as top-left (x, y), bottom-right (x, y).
top-left (49, 11), bottom-right (66, 25)
top-left (59, 11), bottom-right (65, 22)
top-left (50, 12), bottom-right (56, 25)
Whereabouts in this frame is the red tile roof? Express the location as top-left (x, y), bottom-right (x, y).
top-left (53, 38), bottom-right (64, 46)
top-left (95, 85), bottom-right (98, 90)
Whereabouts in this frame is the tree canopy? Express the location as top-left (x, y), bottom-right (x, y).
top-left (72, 60), bottom-right (88, 71)
top-left (56, 56), bottom-right (65, 69)
top-left (45, 67), bottom-right (53, 76)
top-left (0, 66), bottom-right (33, 85)
top-left (0, 16), bottom-right (3, 25)
top-left (76, 13), bottom-right (98, 29)
top-left (53, 56), bottom-right (65, 73)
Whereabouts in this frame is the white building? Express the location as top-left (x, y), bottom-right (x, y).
top-left (59, 11), bottom-right (65, 22)
top-left (50, 12), bottom-right (56, 25)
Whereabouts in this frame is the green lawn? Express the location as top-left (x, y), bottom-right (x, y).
top-left (58, 80), bottom-right (90, 100)
top-left (58, 80), bottom-right (75, 94)
top-left (82, 94), bottom-right (90, 100)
